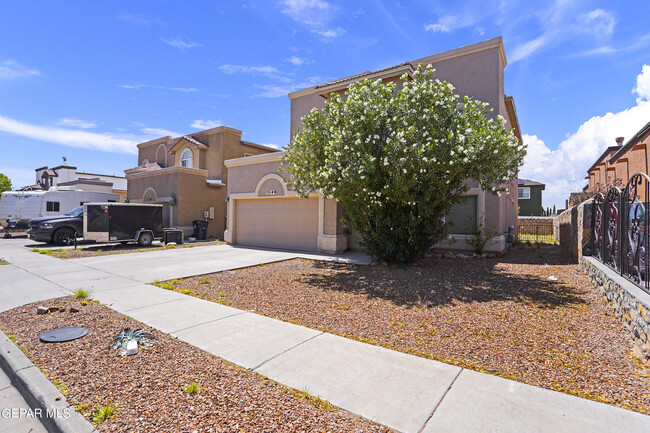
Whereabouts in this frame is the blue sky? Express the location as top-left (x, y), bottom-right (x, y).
top-left (1, 0), bottom-right (649, 208)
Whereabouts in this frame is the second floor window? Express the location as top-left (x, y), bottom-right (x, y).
top-left (181, 149), bottom-right (193, 168)
top-left (518, 187), bottom-right (530, 200)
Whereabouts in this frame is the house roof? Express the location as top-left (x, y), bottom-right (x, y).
top-left (609, 119), bottom-right (650, 164)
top-left (123, 162), bottom-right (163, 174)
top-left (314, 63), bottom-right (412, 90)
top-left (168, 135), bottom-right (208, 153)
top-left (586, 146), bottom-right (620, 174)
top-left (518, 179), bottom-right (545, 187)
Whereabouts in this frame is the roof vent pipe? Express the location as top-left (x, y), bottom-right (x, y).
top-left (616, 137), bottom-right (624, 146)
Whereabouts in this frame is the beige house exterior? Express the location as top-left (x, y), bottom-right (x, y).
top-left (125, 126), bottom-right (278, 239)
top-left (224, 37), bottom-right (523, 253)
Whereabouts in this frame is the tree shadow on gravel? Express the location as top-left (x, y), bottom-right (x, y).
top-left (302, 248), bottom-right (587, 309)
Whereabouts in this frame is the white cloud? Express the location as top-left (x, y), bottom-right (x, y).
top-left (519, 65), bottom-right (650, 208)
top-left (287, 56), bottom-right (310, 66)
top-left (119, 83), bottom-right (198, 93)
top-left (510, 2), bottom-right (617, 63)
top-left (311, 27), bottom-right (345, 40)
top-left (259, 143), bottom-right (281, 150)
top-left (424, 14), bottom-right (478, 34)
top-left (114, 13), bottom-right (167, 26)
top-left (251, 76), bottom-right (323, 98)
top-left (139, 127), bottom-right (181, 137)
top-left (55, 118), bottom-right (97, 129)
top-left (190, 119), bottom-right (223, 130)
top-left (161, 38), bottom-right (201, 49)
top-left (511, 34), bottom-right (553, 62)
top-left (580, 9), bottom-right (615, 37)
top-left (218, 64), bottom-right (280, 76)
top-left (0, 60), bottom-right (40, 80)
top-left (0, 115), bottom-right (137, 154)
top-left (281, 0), bottom-right (331, 26)
top-left (633, 64), bottom-right (650, 101)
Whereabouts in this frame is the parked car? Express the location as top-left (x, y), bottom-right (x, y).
top-left (26, 205), bottom-right (84, 245)
top-left (83, 203), bottom-right (163, 247)
top-left (0, 188), bottom-right (118, 230)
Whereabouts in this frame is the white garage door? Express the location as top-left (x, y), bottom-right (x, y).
top-left (235, 197), bottom-right (319, 251)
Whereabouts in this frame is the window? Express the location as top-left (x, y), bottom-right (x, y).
top-left (181, 148), bottom-right (193, 168)
top-left (46, 201), bottom-right (60, 212)
top-left (447, 196), bottom-right (478, 235)
top-left (142, 159), bottom-right (149, 165)
top-left (518, 187), bottom-right (530, 200)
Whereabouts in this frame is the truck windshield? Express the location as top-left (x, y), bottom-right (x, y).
top-left (65, 206), bottom-right (84, 217)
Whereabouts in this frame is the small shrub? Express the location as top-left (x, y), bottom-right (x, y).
top-left (182, 381), bottom-right (198, 394)
top-left (31, 248), bottom-right (50, 255)
top-left (467, 219), bottom-right (499, 255)
top-left (92, 403), bottom-right (117, 424)
top-left (70, 288), bottom-right (92, 299)
top-left (201, 278), bottom-right (210, 284)
top-left (165, 244), bottom-right (176, 249)
top-left (180, 289), bottom-right (193, 295)
top-left (159, 283), bottom-right (174, 290)
top-left (217, 292), bottom-right (225, 297)
top-left (0, 258), bottom-right (8, 265)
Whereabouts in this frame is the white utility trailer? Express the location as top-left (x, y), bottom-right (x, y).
top-left (0, 187), bottom-right (119, 229)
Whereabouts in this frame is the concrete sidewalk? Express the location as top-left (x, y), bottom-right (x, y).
top-left (1, 238), bottom-right (650, 432)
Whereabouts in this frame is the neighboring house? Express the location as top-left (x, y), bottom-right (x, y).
top-left (224, 37), bottom-right (523, 254)
top-left (585, 122), bottom-right (650, 194)
top-left (125, 126), bottom-right (278, 239)
top-left (21, 164), bottom-right (127, 201)
top-left (517, 179), bottom-right (545, 216)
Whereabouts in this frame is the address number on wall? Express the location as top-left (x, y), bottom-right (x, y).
top-left (267, 189), bottom-right (278, 196)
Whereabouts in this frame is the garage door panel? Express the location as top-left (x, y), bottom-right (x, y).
top-left (235, 197), bottom-right (319, 251)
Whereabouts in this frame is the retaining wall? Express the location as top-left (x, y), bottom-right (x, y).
top-left (581, 256), bottom-right (650, 357)
top-left (554, 199), bottom-right (593, 259)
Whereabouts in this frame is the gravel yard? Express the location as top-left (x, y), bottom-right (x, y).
top-left (167, 245), bottom-right (650, 414)
top-left (31, 240), bottom-right (225, 259)
top-left (0, 298), bottom-right (392, 432)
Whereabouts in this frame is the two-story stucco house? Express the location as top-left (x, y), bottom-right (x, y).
top-left (223, 37), bottom-right (523, 254)
top-left (125, 126), bottom-right (278, 239)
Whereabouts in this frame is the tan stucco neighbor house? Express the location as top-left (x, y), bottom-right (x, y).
top-left (125, 126), bottom-right (278, 239)
top-left (224, 37), bottom-right (523, 254)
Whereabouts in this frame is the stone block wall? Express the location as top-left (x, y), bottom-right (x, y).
top-left (581, 257), bottom-right (650, 357)
top-left (554, 199), bottom-right (593, 259)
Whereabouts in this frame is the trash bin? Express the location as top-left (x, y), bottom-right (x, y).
top-left (192, 220), bottom-right (208, 241)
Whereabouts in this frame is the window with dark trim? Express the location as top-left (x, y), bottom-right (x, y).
top-left (46, 201), bottom-right (60, 212)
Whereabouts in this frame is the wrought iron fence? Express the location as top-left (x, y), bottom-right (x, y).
top-left (517, 223), bottom-right (554, 243)
top-left (591, 172), bottom-right (650, 294)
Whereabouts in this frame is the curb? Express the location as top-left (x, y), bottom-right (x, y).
top-left (0, 331), bottom-right (97, 433)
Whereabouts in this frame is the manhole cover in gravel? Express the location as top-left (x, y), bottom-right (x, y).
top-left (40, 327), bottom-right (88, 343)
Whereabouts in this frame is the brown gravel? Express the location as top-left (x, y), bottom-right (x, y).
top-left (34, 240), bottom-right (225, 260)
top-left (168, 245), bottom-right (650, 414)
top-left (0, 298), bottom-right (392, 432)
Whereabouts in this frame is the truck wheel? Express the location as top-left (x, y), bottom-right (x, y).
top-left (138, 232), bottom-right (153, 247)
top-left (53, 228), bottom-right (75, 245)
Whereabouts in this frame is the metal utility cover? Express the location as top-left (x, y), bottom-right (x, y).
top-left (40, 327), bottom-right (88, 343)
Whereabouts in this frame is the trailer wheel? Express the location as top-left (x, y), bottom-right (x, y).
top-left (138, 232), bottom-right (153, 247)
top-left (53, 228), bottom-right (75, 245)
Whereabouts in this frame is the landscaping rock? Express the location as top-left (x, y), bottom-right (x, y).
top-left (36, 306), bottom-right (48, 315)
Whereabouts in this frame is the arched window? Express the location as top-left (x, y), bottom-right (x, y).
top-left (181, 148), bottom-right (193, 168)
top-left (142, 159), bottom-right (150, 165)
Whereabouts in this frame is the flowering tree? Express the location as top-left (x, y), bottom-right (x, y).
top-left (284, 65), bottom-right (526, 264)
top-left (0, 173), bottom-right (11, 194)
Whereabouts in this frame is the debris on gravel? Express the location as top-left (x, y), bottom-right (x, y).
top-left (169, 245), bottom-right (650, 414)
top-left (30, 240), bottom-right (225, 260)
top-left (0, 298), bottom-right (392, 432)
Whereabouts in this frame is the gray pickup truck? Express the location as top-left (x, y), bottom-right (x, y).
top-left (26, 206), bottom-right (83, 245)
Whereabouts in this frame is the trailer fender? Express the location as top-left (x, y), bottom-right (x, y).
top-left (135, 229), bottom-right (154, 247)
